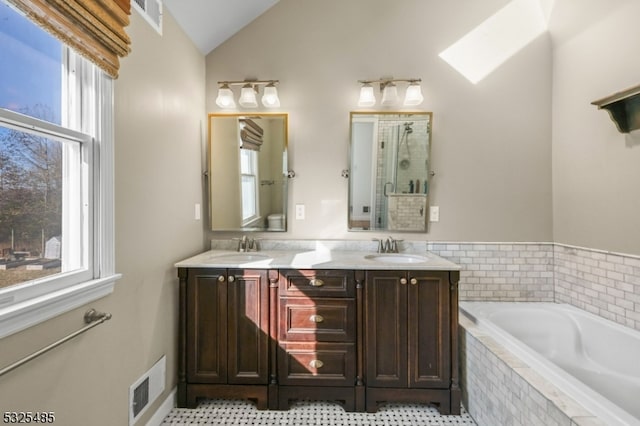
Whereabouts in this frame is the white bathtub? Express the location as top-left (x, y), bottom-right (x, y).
top-left (460, 302), bottom-right (640, 426)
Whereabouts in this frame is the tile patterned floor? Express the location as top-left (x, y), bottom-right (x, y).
top-left (161, 399), bottom-right (477, 426)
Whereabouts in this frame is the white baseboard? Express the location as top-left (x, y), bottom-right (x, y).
top-left (145, 388), bottom-right (176, 426)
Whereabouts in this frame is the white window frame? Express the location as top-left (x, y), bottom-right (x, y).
top-left (240, 148), bottom-right (260, 226)
top-left (0, 47), bottom-right (120, 339)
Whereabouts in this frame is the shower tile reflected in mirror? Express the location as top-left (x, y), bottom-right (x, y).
top-left (349, 112), bottom-right (432, 232)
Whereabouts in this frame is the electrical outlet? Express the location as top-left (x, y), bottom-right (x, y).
top-left (430, 206), bottom-right (440, 222)
top-left (295, 204), bottom-right (305, 220)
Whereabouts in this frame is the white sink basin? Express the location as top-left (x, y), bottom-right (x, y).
top-left (364, 253), bottom-right (429, 264)
top-left (211, 253), bottom-right (272, 263)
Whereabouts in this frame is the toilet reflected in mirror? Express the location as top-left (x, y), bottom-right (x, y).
top-left (208, 113), bottom-right (288, 232)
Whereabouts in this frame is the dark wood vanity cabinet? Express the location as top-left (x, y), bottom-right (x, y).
top-left (178, 268), bottom-right (270, 409)
top-left (365, 270), bottom-right (460, 414)
top-left (177, 265), bottom-right (459, 414)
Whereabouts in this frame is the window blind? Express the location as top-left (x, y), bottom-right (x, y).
top-left (6, 0), bottom-right (131, 78)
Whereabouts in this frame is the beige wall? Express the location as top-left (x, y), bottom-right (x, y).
top-left (551, 0), bottom-right (640, 255)
top-left (3, 0), bottom-right (639, 424)
top-left (205, 0), bottom-right (554, 242)
top-left (0, 11), bottom-right (205, 426)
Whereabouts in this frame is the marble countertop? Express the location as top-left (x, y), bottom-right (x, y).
top-left (175, 248), bottom-right (460, 271)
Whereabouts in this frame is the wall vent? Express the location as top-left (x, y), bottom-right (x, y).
top-left (129, 355), bottom-right (166, 425)
top-left (132, 0), bottom-right (163, 35)
top-left (132, 377), bottom-right (149, 418)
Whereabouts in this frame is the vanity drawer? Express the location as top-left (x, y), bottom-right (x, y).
top-left (279, 269), bottom-right (355, 297)
top-left (278, 343), bottom-right (356, 387)
top-left (280, 298), bottom-right (355, 342)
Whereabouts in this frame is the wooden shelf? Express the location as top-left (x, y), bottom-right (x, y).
top-left (592, 83), bottom-right (640, 133)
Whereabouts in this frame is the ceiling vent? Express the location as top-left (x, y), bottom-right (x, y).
top-left (132, 0), bottom-right (163, 35)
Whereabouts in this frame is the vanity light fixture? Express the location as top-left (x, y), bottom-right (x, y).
top-left (380, 82), bottom-right (398, 106)
top-left (238, 84), bottom-right (258, 108)
top-left (215, 83), bottom-right (236, 108)
top-left (357, 78), bottom-right (423, 107)
top-left (215, 80), bottom-right (280, 109)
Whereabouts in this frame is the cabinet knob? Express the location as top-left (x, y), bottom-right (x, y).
top-left (308, 359), bottom-right (324, 369)
top-left (228, 275), bottom-right (235, 283)
top-left (217, 275), bottom-right (225, 283)
top-left (410, 278), bottom-right (418, 285)
top-left (309, 279), bottom-right (325, 287)
top-left (400, 277), bottom-right (407, 285)
top-left (309, 314), bottom-right (324, 323)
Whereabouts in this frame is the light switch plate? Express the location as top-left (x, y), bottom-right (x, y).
top-left (430, 206), bottom-right (440, 222)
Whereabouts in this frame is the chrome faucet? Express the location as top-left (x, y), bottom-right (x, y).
top-left (374, 237), bottom-right (403, 253)
top-left (236, 235), bottom-right (259, 252)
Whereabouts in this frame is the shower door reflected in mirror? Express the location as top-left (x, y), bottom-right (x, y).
top-left (349, 112), bottom-right (432, 232)
top-left (209, 113), bottom-right (288, 231)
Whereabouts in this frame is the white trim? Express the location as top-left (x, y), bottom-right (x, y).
top-left (145, 388), bottom-right (176, 426)
top-left (0, 44), bottom-right (118, 339)
top-left (554, 242), bottom-right (640, 260)
top-left (0, 274), bottom-right (120, 339)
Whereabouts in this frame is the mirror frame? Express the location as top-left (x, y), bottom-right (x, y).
top-left (208, 112), bottom-right (289, 232)
top-left (348, 111), bottom-right (433, 232)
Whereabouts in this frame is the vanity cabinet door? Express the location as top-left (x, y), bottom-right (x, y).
top-left (186, 268), bottom-right (269, 385)
top-left (365, 270), bottom-right (450, 389)
top-left (407, 271), bottom-right (450, 389)
top-left (227, 269), bottom-right (269, 384)
top-left (365, 271), bottom-right (408, 388)
top-left (186, 268), bottom-right (228, 384)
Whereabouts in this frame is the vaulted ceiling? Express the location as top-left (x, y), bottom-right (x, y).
top-left (163, 0), bottom-right (279, 55)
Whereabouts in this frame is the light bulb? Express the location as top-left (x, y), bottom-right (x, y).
top-left (238, 84), bottom-right (258, 108)
top-left (261, 83), bottom-right (280, 108)
top-left (380, 82), bottom-right (398, 106)
top-left (358, 83), bottom-right (376, 107)
top-left (403, 82), bottom-right (424, 106)
top-left (215, 84), bottom-right (236, 108)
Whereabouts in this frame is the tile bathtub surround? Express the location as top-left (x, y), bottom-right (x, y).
top-left (162, 399), bottom-right (477, 426)
top-left (459, 316), bottom-right (606, 426)
top-left (427, 242), bottom-right (555, 302)
top-left (554, 244), bottom-right (640, 332)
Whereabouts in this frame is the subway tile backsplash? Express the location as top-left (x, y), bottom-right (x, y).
top-left (428, 242), bottom-right (640, 332)
top-left (554, 244), bottom-right (640, 332)
top-left (427, 242), bottom-right (555, 302)
top-left (209, 238), bottom-right (640, 332)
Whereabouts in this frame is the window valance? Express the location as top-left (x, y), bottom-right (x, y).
top-left (6, 0), bottom-right (131, 78)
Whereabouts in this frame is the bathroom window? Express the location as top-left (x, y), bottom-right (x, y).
top-left (240, 148), bottom-right (260, 225)
top-left (0, 0), bottom-right (118, 338)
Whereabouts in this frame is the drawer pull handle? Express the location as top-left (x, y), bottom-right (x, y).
top-left (410, 278), bottom-right (418, 285)
top-left (309, 359), bottom-right (324, 369)
top-left (400, 278), bottom-right (407, 285)
top-left (217, 275), bottom-right (225, 283)
top-left (228, 275), bottom-right (235, 283)
top-left (310, 314), bottom-right (324, 323)
top-left (309, 279), bottom-right (325, 287)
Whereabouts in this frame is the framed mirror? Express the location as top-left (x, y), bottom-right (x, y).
top-left (208, 113), bottom-right (288, 231)
top-left (349, 112), bottom-right (432, 232)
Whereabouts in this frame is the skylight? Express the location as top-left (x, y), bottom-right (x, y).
top-left (439, 0), bottom-right (548, 84)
